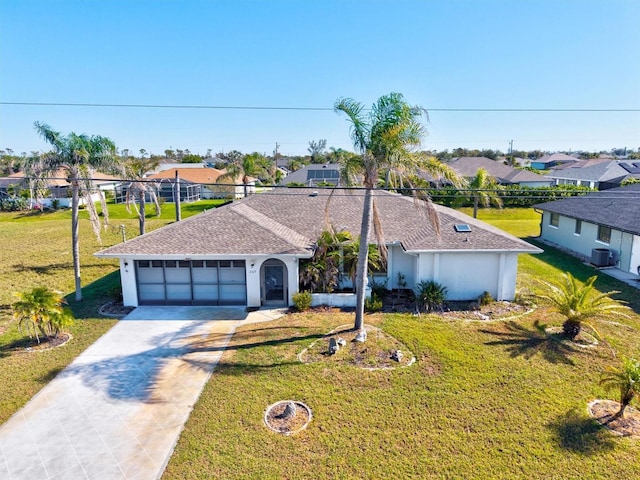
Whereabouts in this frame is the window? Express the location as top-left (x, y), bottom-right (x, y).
top-left (574, 219), bottom-right (582, 235)
top-left (550, 213), bottom-right (559, 227)
top-left (597, 225), bottom-right (611, 244)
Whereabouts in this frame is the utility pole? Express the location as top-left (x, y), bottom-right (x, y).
top-left (274, 142), bottom-right (280, 161)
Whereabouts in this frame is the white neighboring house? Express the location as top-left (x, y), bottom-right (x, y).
top-left (535, 183), bottom-right (640, 275)
top-left (96, 188), bottom-right (541, 308)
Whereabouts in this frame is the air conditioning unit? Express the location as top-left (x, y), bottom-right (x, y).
top-left (591, 248), bottom-right (610, 267)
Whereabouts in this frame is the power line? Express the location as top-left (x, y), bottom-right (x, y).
top-left (2, 101), bottom-right (640, 113)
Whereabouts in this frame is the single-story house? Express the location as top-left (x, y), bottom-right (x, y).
top-left (1, 170), bottom-right (121, 208)
top-left (279, 163), bottom-right (341, 186)
top-left (96, 188), bottom-right (541, 308)
top-left (448, 157), bottom-right (553, 188)
top-left (547, 160), bottom-right (640, 190)
top-left (534, 183), bottom-right (640, 275)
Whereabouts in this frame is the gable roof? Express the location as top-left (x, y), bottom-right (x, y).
top-left (548, 160), bottom-right (636, 183)
top-left (534, 183), bottom-right (640, 235)
top-left (448, 157), bottom-right (550, 184)
top-left (534, 153), bottom-right (579, 166)
top-left (96, 188), bottom-right (540, 258)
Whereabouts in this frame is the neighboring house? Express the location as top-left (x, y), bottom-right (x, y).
top-left (530, 153), bottom-right (579, 170)
top-left (448, 157), bottom-right (553, 188)
top-left (279, 163), bottom-right (341, 186)
top-left (1, 170), bottom-right (121, 208)
top-left (534, 183), bottom-right (640, 275)
top-left (140, 167), bottom-right (256, 201)
top-left (151, 162), bottom-right (209, 174)
top-left (547, 160), bottom-right (640, 190)
top-left (96, 188), bottom-right (541, 308)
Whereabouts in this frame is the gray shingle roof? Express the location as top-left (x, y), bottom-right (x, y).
top-left (96, 188), bottom-right (541, 258)
top-left (449, 157), bottom-right (551, 184)
top-left (548, 161), bottom-right (634, 183)
top-left (533, 183), bottom-right (640, 235)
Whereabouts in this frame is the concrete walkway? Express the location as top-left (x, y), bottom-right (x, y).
top-left (0, 306), bottom-right (286, 480)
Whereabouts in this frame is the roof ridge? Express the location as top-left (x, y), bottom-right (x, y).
top-left (231, 202), bottom-right (312, 250)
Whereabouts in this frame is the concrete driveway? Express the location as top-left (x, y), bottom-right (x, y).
top-left (0, 306), bottom-right (285, 480)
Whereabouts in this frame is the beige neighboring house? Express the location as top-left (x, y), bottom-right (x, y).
top-left (96, 188), bottom-right (541, 309)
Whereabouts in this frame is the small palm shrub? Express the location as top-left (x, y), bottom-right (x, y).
top-left (600, 357), bottom-right (640, 418)
top-left (538, 272), bottom-right (630, 340)
top-left (414, 280), bottom-right (447, 313)
top-left (292, 291), bottom-right (313, 312)
top-left (12, 287), bottom-right (74, 343)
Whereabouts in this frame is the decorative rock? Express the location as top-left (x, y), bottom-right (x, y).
top-left (354, 329), bottom-right (367, 343)
top-left (328, 337), bottom-right (339, 355)
top-left (276, 401), bottom-right (297, 420)
top-left (391, 350), bottom-right (403, 362)
top-left (337, 337), bottom-right (347, 347)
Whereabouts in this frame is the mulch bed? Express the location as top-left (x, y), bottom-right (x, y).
top-left (264, 401), bottom-right (312, 435)
top-left (588, 400), bottom-right (640, 438)
top-left (99, 301), bottom-right (135, 318)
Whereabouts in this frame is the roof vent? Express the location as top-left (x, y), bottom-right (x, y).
top-left (310, 191), bottom-right (318, 197)
top-left (454, 224), bottom-right (472, 232)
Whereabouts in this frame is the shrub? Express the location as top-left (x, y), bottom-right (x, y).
top-left (369, 279), bottom-right (388, 298)
top-left (414, 280), bottom-right (447, 313)
top-left (12, 287), bottom-right (74, 343)
top-left (479, 291), bottom-right (494, 306)
top-left (365, 293), bottom-right (383, 312)
top-left (292, 291), bottom-right (313, 312)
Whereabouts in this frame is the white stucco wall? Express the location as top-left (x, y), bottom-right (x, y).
top-left (415, 251), bottom-right (518, 301)
top-left (539, 212), bottom-right (636, 273)
top-left (631, 235), bottom-right (640, 275)
top-left (120, 258), bottom-right (138, 306)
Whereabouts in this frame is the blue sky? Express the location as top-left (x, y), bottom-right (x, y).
top-left (1, 0), bottom-right (639, 157)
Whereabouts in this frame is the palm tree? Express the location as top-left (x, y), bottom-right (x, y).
top-left (600, 357), bottom-right (640, 418)
top-left (217, 153), bottom-right (256, 198)
top-left (334, 93), bottom-right (465, 335)
top-left (30, 122), bottom-right (121, 301)
top-left (13, 287), bottom-right (73, 344)
top-left (468, 167), bottom-right (503, 218)
top-left (538, 272), bottom-right (630, 339)
top-left (124, 157), bottom-right (161, 235)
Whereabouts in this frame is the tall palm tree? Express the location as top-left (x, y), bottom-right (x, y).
top-left (124, 157), bottom-right (161, 235)
top-left (30, 122), bottom-right (120, 301)
top-left (600, 357), bottom-right (640, 418)
top-left (538, 272), bottom-right (630, 339)
top-left (334, 93), bottom-right (465, 334)
top-left (469, 167), bottom-right (503, 218)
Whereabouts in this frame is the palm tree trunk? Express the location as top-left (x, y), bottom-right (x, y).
top-left (473, 195), bottom-right (479, 218)
top-left (71, 180), bottom-right (82, 301)
top-left (354, 187), bottom-right (373, 331)
top-left (139, 191), bottom-right (146, 235)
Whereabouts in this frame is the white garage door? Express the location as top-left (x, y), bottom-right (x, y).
top-left (136, 260), bottom-right (247, 305)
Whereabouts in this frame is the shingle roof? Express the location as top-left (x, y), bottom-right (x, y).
top-left (448, 157), bottom-right (550, 184)
top-left (533, 183), bottom-right (640, 235)
top-left (96, 188), bottom-right (540, 258)
top-left (548, 161), bottom-right (635, 183)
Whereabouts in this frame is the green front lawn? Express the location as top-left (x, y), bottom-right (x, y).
top-left (163, 208), bottom-right (640, 479)
top-left (0, 199), bottom-right (223, 424)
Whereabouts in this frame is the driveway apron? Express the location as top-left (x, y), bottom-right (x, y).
top-left (0, 306), bottom-right (255, 480)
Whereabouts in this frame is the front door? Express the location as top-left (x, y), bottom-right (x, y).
top-left (261, 260), bottom-right (287, 306)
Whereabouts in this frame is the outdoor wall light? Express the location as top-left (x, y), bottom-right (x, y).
top-left (124, 261), bottom-right (129, 268)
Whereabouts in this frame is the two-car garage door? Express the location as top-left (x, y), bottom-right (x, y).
top-left (136, 259), bottom-right (246, 305)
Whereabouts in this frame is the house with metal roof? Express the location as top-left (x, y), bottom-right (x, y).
top-left (448, 157), bottom-right (553, 188)
top-left (534, 183), bottom-right (640, 276)
top-left (96, 188), bottom-right (541, 308)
